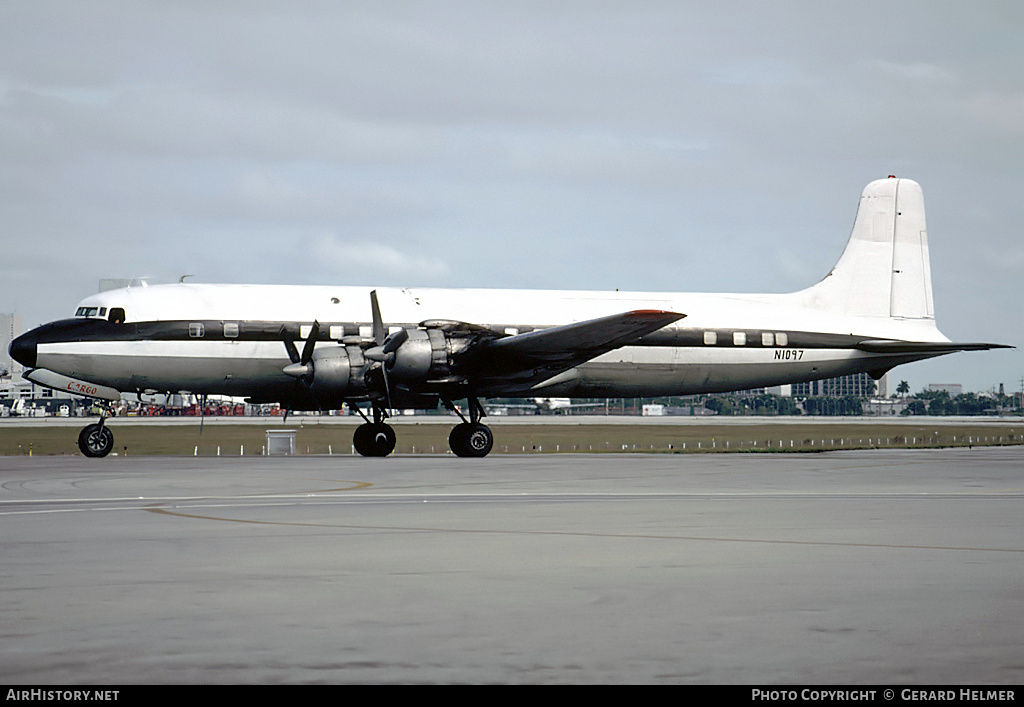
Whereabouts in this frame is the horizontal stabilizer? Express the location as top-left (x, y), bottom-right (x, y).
top-left (855, 339), bottom-right (1013, 354)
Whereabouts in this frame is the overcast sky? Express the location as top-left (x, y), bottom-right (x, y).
top-left (2, 1), bottom-right (1021, 394)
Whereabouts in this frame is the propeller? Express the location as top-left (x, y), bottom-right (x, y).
top-left (281, 321), bottom-right (320, 420)
top-left (277, 291), bottom-right (400, 416)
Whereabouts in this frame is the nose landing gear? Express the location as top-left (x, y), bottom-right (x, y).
top-left (78, 414), bottom-right (114, 458)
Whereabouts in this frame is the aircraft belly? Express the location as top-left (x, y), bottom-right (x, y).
top-left (533, 348), bottom-right (883, 397)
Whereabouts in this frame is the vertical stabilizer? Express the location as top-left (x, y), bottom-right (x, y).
top-left (795, 177), bottom-right (934, 320)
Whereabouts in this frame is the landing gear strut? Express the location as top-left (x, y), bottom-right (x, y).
top-left (78, 413), bottom-right (114, 458)
top-left (444, 396), bottom-right (493, 458)
top-left (348, 396), bottom-right (494, 458)
top-left (350, 402), bottom-right (396, 457)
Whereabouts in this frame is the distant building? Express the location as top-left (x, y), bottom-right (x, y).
top-left (1, 313), bottom-right (23, 378)
top-left (927, 383), bottom-right (963, 396)
top-left (740, 385), bottom-right (792, 396)
top-left (792, 372), bottom-right (886, 398)
top-left (99, 278), bottom-right (134, 292)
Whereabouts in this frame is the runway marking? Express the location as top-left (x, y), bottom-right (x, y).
top-left (249, 479), bottom-right (375, 495)
top-left (5, 487), bottom-right (1021, 517)
top-left (0, 479), bottom-right (375, 514)
top-left (144, 502), bottom-right (1024, 554)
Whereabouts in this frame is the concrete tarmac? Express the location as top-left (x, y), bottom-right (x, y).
top-left (2, 448), bottom-right (1022, 684)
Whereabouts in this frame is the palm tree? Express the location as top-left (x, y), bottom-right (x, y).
top-left (897, 380), bottom-right (910, 398)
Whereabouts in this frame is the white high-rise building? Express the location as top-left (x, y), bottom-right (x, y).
top-left (791, 372), bottom-right (887, 398)
top-left (1, 313), bottom-right (23, 378)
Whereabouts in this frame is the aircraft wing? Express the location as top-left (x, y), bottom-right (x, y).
top-left (466, 309), bottom-right (684, 385)
top-left (488, 309), bottom-right (683, 359)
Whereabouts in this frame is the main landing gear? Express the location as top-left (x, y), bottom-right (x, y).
top-left (349, 397), bottom-right (494, 458)
top-left (78, 413), bottom-right (114, 458)
top-left (444, 397), bottom-right (493, 458)
top-left (349, 401), bottom-right (397, 457)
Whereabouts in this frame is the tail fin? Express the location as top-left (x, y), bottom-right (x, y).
top-left (794, 177), bottom-right (934, 320)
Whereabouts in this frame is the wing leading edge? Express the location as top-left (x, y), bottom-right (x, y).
top-left (486, 309), bottom-right (685, 361)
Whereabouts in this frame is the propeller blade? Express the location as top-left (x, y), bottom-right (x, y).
top-left (300, 321), bottom-right (320, 365)
top-left (382, 328), bottom-right (408, 355)
top-left (381, 363), bottom-right (392, 410)
top-left (368, 291), bottom-right (393, 409)
top-left (283, 388), bottom-right (293, 422)
top-left (281, 327), bottom-right (300, 364)
top-left (370, 290), bottom-right (386, 346)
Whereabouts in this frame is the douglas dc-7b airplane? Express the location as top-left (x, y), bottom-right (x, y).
top-left (9, 177), bottom-right (1008, 458)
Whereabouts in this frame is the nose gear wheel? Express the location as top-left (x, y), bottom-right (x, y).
top-left (78, 421), bottom-right (114, 458)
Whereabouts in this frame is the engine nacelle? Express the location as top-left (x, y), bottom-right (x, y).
top-left (305, 344), bottom-right (369, 405)
top-left (386, 328), bottom-right (450, 381)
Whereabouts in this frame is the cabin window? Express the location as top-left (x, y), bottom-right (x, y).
top-left (762, 332), bottom-right (774, 346)
top-left (108, 308), bottom-right (126, 324)
top-left (733, 331), bottom-right (746, 346)
top-left (703, 331), bottom-right (717, 345)
top-left (223, 322), bottom-right (239, 338)
top-left (329, 325), bottom-right (343, 340)
top-left (188, 323), bottom-right (205, 338)
top-left (776, 332), bottom-right (788, 346)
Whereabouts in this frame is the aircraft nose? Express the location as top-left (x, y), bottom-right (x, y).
top-left (9, 330), bottom-right (37, 369)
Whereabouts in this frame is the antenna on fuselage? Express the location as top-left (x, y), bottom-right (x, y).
top-left (179, 274), bottom-right (194, 283)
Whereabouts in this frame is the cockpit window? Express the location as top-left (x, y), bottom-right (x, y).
top-left (76, 306), bottom-right (124, 321)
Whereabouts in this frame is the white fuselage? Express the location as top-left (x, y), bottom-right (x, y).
top-left (34, 281), bottom-right (948, 402)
